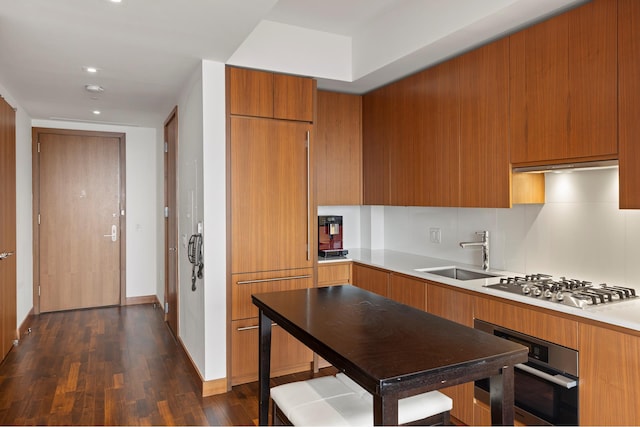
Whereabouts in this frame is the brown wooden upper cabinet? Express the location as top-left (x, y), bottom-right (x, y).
top-left (509, 0), bottom-right (618, 166)
top-left (618, 0), bottom-right (640, 209)
top-left (228, 66), bottom-right (314, 122)
top-left (362, 37), bottom-right (523, 208)
top-left (316, 91), bottom-right (363, 205)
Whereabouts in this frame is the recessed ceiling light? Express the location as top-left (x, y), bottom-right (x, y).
top-left (92, 110), bottom-right (101, 115)
top-left (85, 84), bottom-right (104, 93)
top-left (110, 0), bottom-right (122, 3)
top-left (83, 66), bottom-right (99, 74)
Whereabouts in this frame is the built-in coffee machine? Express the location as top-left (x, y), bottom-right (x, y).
top-left (318, 215), bottom-right (348, 259)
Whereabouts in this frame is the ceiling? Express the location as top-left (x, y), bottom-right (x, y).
top-left (0, 0), bottom-right (586, 128)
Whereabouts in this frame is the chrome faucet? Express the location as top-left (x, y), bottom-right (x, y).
top-left (460, 231), bottom-right (490, 271)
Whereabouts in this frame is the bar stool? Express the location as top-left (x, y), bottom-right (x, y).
top-left (271, 374), bottom-right (452, 426)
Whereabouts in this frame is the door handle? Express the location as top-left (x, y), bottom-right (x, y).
top-left (103, 225), bottom-right (117, 242)
top-left (0, 251), bottom-right (15, 260)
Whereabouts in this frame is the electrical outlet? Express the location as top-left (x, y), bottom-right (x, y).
top-left (429, 227), bottom-right (441, 244)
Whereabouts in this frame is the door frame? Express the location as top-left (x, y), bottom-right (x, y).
top-left (31, 127), bottom-right (127, 314)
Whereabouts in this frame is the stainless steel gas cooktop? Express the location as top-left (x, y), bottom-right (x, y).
top-left (485, 274), bottom-right (638, 309)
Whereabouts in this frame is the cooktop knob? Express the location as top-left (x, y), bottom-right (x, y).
top-left (533, 287), bottom-right (542, 296)
top-left (522, 285), bottom-right (531, 294)
top-left (556, 291), bottom-right (565, 301)
top-left (543, 289), bottom-right (553, 298)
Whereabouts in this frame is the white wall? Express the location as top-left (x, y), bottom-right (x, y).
top-left (201, 60), bottom-right (227, 380)
top-left (175, 63), bottom-right (206, 372)
top-left (380, 168), bottom-right (640, 287)
top-left (1, 83), bottom-right (33, 329)
top-left (174, 60), bottom-right (227, 381)
top-left (31, 120), bottom-right (161, 300)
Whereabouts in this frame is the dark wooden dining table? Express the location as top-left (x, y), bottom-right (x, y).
top-left (252, 285), bottom-right (528, 426)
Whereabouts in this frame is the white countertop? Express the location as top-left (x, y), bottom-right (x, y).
top-left (322, 248), bottom-right (640, 333)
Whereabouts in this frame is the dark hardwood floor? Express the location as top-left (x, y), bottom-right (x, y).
top-left (0, 304), bottom-right (335, 426)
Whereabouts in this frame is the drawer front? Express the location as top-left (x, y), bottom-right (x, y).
top-left (231, 318), bottom-right (312, 385)
top-left (232, 268), bottom-right (313, 320)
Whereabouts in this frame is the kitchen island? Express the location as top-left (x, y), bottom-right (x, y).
top-left (253, 285), bottom-right (528, 426)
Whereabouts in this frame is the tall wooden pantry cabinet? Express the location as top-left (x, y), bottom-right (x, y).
top-left (226, 67), bottom-right (317, 385)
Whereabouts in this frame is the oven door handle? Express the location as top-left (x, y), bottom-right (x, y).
top-left (515, 363), bottom-right (577, 389)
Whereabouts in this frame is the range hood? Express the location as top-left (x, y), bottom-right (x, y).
top-left (512, 159), bottom-right (619, 173)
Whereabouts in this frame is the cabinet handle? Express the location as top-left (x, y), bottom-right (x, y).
top-left (237, 323), bottom-right (277, 332)
top-left (306, 130), bottom-right (311, 261)
top-left (515, 363), bottom-right (577, 389)
top-left (236, 275), bottom-right (312, 285)
top-left (0, 251), bottom-right (15, 260)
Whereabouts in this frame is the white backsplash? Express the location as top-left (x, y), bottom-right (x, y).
top-left (321, 167), bottom-right (640, 287)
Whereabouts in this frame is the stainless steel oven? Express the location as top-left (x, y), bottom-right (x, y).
top-left (474, 319), bottom-right (578, 426)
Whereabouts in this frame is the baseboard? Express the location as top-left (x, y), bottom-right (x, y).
top-left (125, 295), bottom-right (160, 306)
top-left (17, 308), bottom-right (35, 340)
top-left (177, 336), bottom-right (228, 397)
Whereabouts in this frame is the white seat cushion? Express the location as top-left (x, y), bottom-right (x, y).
top-left (336, 372), bottom-right (453, 425)
top-left (272, 374), bottom-right (453, 426)
top-left (271, 375), bottom-right (356, 419)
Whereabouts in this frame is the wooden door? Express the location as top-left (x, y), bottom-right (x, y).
top-left (230, 117), bottom-right (313, 274)
top-left (35, 129), bottom-right (124, 312)
top-left (164, 108), bottom-right (179, 336)
top-left (0, 96), bottom-right (16, 360)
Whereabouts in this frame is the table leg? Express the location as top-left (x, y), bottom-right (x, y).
top-left (373, 394), bottom-right (399, 426)
top-left (489, 365), bottom-right (515, 426)
top-left (258, 310), bottom-right (272, 426)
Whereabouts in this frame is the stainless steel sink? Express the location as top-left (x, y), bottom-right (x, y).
top-left (414, 266), bottom-right (500, 281)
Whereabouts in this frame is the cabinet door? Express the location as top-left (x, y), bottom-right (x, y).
top-left (317, 263), bottom-right (351, 287)
top-left (388, 274), bottom-right (425, 310)
top-left (510, 0), bottom-right (617, 164)
top-left (231, 269), bottom-right (313, 320)
top-left (426, 283), bottom-right (475, 425)
top-left (228, 67), bottom-right (274, 118)
top-left (316, 91), bottom-right (362, 205)
top-left (578, 324), bottom-right (640, 425)
top-left (362, 87), bottom-right (391, 205)
top-left (458, 38), bottom-right (510, 208)
top-left (273, 74), bottom-right (314, 122)
top-left (231, 117), bottom-right (314, 274)
top-left (231, 318), bottom-right (312, 386)
top-left (351, 263), bottom-right (389, 297)
top-left (619, 0), bottom-right (640, 209)
top-left (411, 60), bottom-right (460, 207)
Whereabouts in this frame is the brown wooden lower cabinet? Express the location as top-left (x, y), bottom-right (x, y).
top-left (473, 399), bottom-right (527, 426)
top-left (317, 262), bottom-right (351, 287)
top-left (578, 323), bottom-right (640, 425)
top-left (230, 318), bottom-right (312, 386)
top-left (426, 283), bottom-right (475, 425)
top-left (230, 268), bottom-right (314, 385)
top-left (351, 263), bottom-right (389, 297)
top-left (388, 274), bottom-right (426, 311)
